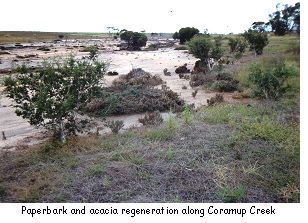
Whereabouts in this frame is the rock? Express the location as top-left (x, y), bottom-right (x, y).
top-left (182, 85), bottom-right (187, 90)
top-left (163, 68), bottom-right (171, 76)
top-left (107, 71), bottom-right (119, 76)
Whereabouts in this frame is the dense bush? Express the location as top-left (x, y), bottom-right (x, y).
top-left (174, 27), bottom-right (199, 44)
top-left (242, 30), bottom-right (268, 55)
top-left (120, 31), bottom-right (148, 50)
top-left (248, 59), bottom-right (296, 99)
top-left (113, 68), bottom-right (163, 86)
top-left (4, 54), bottom-right (107, 142)
top-left (84, 85), bottom-right (184, 116)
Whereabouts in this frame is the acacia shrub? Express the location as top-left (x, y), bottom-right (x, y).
top-left (4, 54), bottom-right (107, 142)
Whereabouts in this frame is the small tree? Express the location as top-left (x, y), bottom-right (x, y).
top-left (188, 35), bottom-right (223, 71)
top-left (242, 30), bottom-right (268, 55)
top-left (177, 27), bottom-right (199, 44)
top-left (120, 31), bottom-right (148, 50)
top-left (4, 53), bottom-right (107, 142)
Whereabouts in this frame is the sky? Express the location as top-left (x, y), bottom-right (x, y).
top-left (0, 0), bottom-right (300, 34)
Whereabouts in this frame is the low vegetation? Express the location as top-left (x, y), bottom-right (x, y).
top-left (0, 99), bottom-right (299, 202)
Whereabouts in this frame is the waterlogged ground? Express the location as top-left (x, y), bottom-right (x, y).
top-left (0, 37), bottom-right (252, 150)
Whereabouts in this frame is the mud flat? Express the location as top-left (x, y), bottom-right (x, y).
top-left (0, 38), bottom-right (253, 150)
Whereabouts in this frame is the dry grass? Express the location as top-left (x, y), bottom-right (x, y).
top-left (0, 100), bottom-right (299, 202)
top-left (0, 31), bottom-right (107, 44)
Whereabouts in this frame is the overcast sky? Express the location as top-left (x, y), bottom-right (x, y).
top-left (0, 0), bottom-right (299, 34)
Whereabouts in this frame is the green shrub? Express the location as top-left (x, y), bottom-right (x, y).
top-left (4, 54), bottom-right (107, 142)
top-left (172, 32), bottom-right (179, 40)
top-left (166, 112), bottom-right (177, 130)
top-left (120, 31), bottom-right (148, 50)
top-left (243, 30), bottom-right (269, 55)
top-left (248, 59), bottom-right (296, 99)
top-left (81, 46), bottom-right (98, 59)
top-left (189, 36), bottom-right (223, 71)
top-left (177, 27), bottom-right (199, 44)
top-left (181, 105), bottom-right (192, 124)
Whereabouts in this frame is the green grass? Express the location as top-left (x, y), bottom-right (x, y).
top-left (144, 112), bottom-right (178, 141)
top-left (218, 185), bottom-right (246, 202)
top-left (202, 103), bottom-right (299, 202)
top-left (145, 127), bottom-right (175, 141)
top-left (234, 34), bottom-right (300, 92)
top-left (87, 163), bottom-right (106, 176)
top-left (202, 104), bottom-right (262, 124)
top-left (165, 146), bottom-right (174, 161)
top-left (181, 105), bottom-right (193, 125)
top-left (263, 35), bottom-right (300, 54)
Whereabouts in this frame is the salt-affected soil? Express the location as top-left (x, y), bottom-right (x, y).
top-left (0, 38), bottom-right (252, 150)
